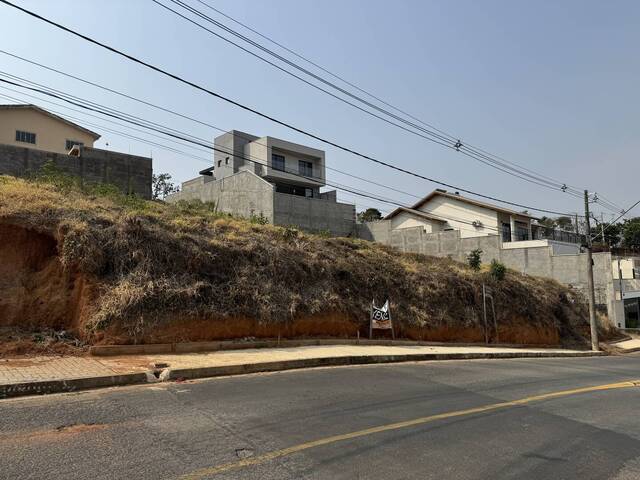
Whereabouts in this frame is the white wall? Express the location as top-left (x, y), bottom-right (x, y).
top-left (613, 258), bottom-right (640, 279)
top-left (389, 212), bottom-right (442, 232)
top-left (418, 196), bottom-right (499, 238)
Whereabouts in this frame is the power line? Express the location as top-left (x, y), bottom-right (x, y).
top-left (185, 1), bottom-right (631, 218)
top-left (0, 78), bottom-right (509, 233)
top-left (590, 198), bottom-right (640, 241)
top-left (0, 66), bottom-right (418, 201)
top-left (0, 90), bottom-right (214, 164)
top-left (0, 78), bottom-right (412, 212)
top-left (0, 0), bottom-right (582, 218)
top-left (191, 0), bottom-right (592, 198)
top-left (155, 0), bottom-right (585, 198)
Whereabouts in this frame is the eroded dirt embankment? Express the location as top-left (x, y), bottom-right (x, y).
top-left (0, 176), bottom-right (604, 351)
top-left (0, 224), bottom-right (93, 331)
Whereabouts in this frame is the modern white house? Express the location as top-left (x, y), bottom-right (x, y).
top-left (382, 189), bottom-right (581, 253)
top-left (167, 130), bottom-right (355, 236)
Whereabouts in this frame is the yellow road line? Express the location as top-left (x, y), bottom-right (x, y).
top-left (180, 379), bottom-right (640, 479)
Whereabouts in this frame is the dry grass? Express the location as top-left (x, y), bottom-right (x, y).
top-left (0, 175), bottom-right (594, 347)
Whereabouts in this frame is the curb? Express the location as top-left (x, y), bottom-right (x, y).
top-left (0, 372), bottom-right (148, 400)
top-left (89, 339), bottom-right (564, 356)
top-left (0, 350), bottom-right (604, 400)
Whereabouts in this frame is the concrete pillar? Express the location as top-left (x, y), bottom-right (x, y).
top-left (527, 221), bottom-right (533, 241)
top-left (510, 215), bottom-right (516, 242)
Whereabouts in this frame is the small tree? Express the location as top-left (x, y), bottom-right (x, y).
top-left (489, 260), bottom-right (506, 281)
top-left (622, 218), bottom-right (640, 248)
top-left (538, 216), bottom-right (556, 229)
top-left (152, 173), bottom-right (178, 200)
top-left (555, 216), bottom-right (574, 231)
top-left (357, 208), bottom-right (382, 223)
top-left (467, 248), bottom-right (482, 271)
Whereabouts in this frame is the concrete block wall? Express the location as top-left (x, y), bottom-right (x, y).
top-left (0, 143), bottom-right (152, 198)
top-left (169, 171), bottom-right (355, 236)
top-left (274, 192), bottom-right (355, 237)
top-left (167, 170), bottom-right (276, 222)
top-left (358, 219), bottom-right (619, 322)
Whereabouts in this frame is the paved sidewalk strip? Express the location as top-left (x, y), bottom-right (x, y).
top-left (0, 356), bottom-right (116, 385)
top-left (0, 345), bottom-right (596, 385)
top-left (96, 345), bottom-right (589, 373)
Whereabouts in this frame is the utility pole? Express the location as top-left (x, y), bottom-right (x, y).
top-left (601, 212), bottom-right (606, 245)
top-left (584, 190), bottom-right (599, 351)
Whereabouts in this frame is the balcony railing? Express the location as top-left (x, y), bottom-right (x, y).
top-left (531, 225), bottom-right (583, 244)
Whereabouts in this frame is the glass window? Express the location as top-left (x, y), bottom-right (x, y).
top-left (272, 153), bottom-right (285, 171)
top-left (225, 156), bottom-right (229, 165)
top-left (16, 130), bottom-right (36, 144)
top-left (515, 222), bottom-right (530, 241)
top-left (305, 188), bottom-right (313, 198)
top-left (501, 222), bottom-right (511, 242)
top-left (299, 160), bottom-right (313, 177)
top-left (66, 140), bottom-right (84, 150)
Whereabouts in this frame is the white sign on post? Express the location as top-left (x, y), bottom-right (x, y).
top-left (370, 299), bottom-right (394, 339)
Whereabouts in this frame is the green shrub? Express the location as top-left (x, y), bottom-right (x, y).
top-left (32, 160), bottom-right (79, 192)
top-left (282, 225), bottom-right (300, 241)
top-left (175, 199), bottom-right (219, 215)
top-left (466, 248), bottom-right (482, 271)
top-left (490, 260), bottom-right (506, 281)
top-left (249, 213), bottom-right (269, 225)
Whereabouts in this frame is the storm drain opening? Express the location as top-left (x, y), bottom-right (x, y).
top-left (146, 362), bottom-right (171, 382)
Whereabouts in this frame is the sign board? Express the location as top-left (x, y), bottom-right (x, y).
top-left (370, 299), bottom-right (394, 338)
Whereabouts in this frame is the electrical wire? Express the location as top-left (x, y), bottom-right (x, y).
top-left (0, 0), bottom-right (582, 217)
top-left (191, 0), bottom-right (593, 199)
top-left (158, 0), bottom-right (587, 199)
top-left (0, 79), bottom-right (514, 233)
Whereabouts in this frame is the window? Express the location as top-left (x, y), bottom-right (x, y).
top-left (515, 222), bottom-right (530, 241)
top-left (272, 153), bottom-right (285, 172)
top-left (15, 130), bottom-right (36, 144)
top-left (275, 183), bottom-right (310, 197)
top-left (225, 156), bottom-right (229, 165)
top-left (217, 160), bottom-right (222, 167)
top-left (299, 160), bottom-right (313, 177)
top-left (65, 140), bottom-right (84, 150)
top-left (501, 222), bottom-right (511, 243)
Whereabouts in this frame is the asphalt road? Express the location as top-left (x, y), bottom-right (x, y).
top-left (2, 356), bottom-right (640, 480)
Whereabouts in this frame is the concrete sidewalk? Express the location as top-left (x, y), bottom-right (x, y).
top-left (607, 337), bottom-right (640, 353)
top-left (0, 344), bottom-right (604, 399)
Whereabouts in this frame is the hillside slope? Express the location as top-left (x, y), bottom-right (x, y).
top-left (0, 175), bottom-right (597, 348)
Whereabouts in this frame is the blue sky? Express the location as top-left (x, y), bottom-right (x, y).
top-left (0, 0), bottom-right (638, 219)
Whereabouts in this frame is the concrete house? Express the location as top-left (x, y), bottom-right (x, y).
top-left (167, 130), bottom-right (355, 236)
top-left (0, 104), bottom-right (100, 154)
top-left (385, 189), bottom-right (537, 241)
top-left (378, 189), bottom-right (581, 254)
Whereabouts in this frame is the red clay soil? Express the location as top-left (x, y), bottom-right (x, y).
top-left (0, 223), bottom-right (581, 349)
top-left (95, 312), bottom-right (560, 346)
top-left (0, 224), bottom-right (94, 332)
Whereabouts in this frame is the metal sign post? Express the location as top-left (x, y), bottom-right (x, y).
top-left (482, 284), bottom-right (498, 344)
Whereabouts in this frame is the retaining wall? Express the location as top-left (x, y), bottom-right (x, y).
top-left (358, 220), bottom-right (619, 323)
top-left (0, 143), bottom-right (152, 198)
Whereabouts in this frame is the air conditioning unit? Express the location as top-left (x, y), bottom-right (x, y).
top-left (472, 220), bottom-right (483, 228)
top-left (68, 145), bottom-right (81, 157)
